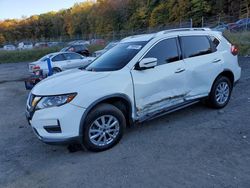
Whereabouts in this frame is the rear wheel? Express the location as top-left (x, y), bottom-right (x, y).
top-left (207, 76), bottom-right (232, 109)
top-left (82, 104), bottom-right (126, 152)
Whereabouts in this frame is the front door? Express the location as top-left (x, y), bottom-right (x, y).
top-left (131, 38), bottom-right (190, 119)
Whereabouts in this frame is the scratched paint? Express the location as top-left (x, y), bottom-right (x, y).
top-left (136, 91), bottom-right (190, 117)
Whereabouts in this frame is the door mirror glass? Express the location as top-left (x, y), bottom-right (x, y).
top-left (138, 58), bottom-right (157, 70)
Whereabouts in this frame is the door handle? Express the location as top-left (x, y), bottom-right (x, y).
top-left (175, 68), bottom-right (185, 73)
top-left (212, 59), bottom-right (221, 63)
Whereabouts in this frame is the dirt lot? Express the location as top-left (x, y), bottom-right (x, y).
top-left (0, 58), bottom-right (250, 188)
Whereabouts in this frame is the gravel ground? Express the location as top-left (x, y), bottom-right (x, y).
top-left (0, 58), bottom-right (250, 188)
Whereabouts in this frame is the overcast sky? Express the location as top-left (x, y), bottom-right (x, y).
top-left (0, 0), bottom-right (85, 20)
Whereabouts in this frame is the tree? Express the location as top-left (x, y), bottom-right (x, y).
top-left (0, 0), bottom-right (246, 43)
top-left (128, 6), bottom-right (149, 30)
top-left (189, 0), bottom-right (211, 25)
top-left (0, 34), bottom-right (5, 46)
top-left (149, 3), bottom-right (168, 27)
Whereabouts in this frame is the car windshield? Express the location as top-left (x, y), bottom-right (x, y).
top-left (86, 41), bottom-right (146, 72)
top-left (39, 54), bottom-right (54, 61)
top-left (60, 47), bottom-right (68, 52)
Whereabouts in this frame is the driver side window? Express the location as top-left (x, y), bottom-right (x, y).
top-left (144, 38), bottom-right (180, 66)
top-left (52, 54), bottom-right (66, 62)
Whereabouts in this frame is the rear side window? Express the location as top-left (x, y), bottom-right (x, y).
top-left (64, 53), bottom-right (82, 60)
top-left (209, 36), bottom-right (220, 51)
top-left (181, 36), bottom-right (213, 58)
top-left (144, 38), bottom-right (180, 66)
top-left (210, 36), bottom-right (220, 47)
top-left (52, 54), bottom-right (66, 62)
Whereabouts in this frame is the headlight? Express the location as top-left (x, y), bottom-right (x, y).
top-left (35, 93), bottom-right (77, 110)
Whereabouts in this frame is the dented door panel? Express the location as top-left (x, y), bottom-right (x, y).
top-left (183, 52), bottom-right (224, 98)
top-left (131, 60), bottom-right (191, 118)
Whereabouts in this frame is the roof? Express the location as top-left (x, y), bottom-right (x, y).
top-left (121, 28), bottom-right (216, 43)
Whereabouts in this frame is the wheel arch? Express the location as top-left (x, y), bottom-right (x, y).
top-left (79, 94), bottom-right (133, 138)
top-left (210, 69), bottom-right (235, 92)
top-left (52, 67), bottom-right (62, 71)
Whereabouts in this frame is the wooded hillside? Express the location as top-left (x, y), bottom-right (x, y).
top-left (0, 0), bottom-right (249, 44)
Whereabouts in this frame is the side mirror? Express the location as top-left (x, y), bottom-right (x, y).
top-left (137, 58), bottom-right (157, 70)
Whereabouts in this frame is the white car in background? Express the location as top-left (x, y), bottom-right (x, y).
top-left (68, 40), bottom-right (90, 46)
top-left (28, 52), bottom-right (95, 75)
top-left (18, 42), bottom-right (33, 50)
top-left (3, 44), bottom-right (16, 50)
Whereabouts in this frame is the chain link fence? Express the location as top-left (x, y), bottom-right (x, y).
top-left (2, 15), bottom-right (250, 49)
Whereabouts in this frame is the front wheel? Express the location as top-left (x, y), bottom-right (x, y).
top-left (82, 104), bottom-right (126, 152)
top-left (207, 76), bottom-right (232, 109)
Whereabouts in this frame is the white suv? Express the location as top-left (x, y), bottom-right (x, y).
top-left (26, 28), bottom-right (241, 152)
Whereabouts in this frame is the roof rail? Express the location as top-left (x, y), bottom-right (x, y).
top-left (157, 28), bottom-right (211, 35)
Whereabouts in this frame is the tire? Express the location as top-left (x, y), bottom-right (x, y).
top-left (52, 67), bottom-right (61, 74)
top-left (207, 76), bottom-right (232, 109)
top-left (82, 103), bottom-right (126, 152)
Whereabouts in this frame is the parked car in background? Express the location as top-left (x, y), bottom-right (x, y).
top-left (93, 41), bottom-right (119, 57)
top-left (26, 28), bottom-right (241, 152)
top-left (90, 39), bottom-right (106, 45)
top-left (68, 40), bottom-right (90, 46)
top-left (28, 52), bottom-right (95, 75)
top-left (18, 42), bottom-right (33, 50)
top-left (3, 44), bottom-right (16, 50)
top-left (60, 44), bottom-right (90, 57)
top-left (34, 42), bottom-right (48, 48)
top-left (230, 18), bottom-right (250, 31)
top-left (212, 22), bottom-right (228, 32)
top-left (47, 42), bottom-right (63, 47)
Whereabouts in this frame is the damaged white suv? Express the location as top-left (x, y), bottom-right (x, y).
top-left (26, 28), bottom-right (241, 152)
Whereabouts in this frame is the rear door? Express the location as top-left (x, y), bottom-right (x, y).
top-left (51, 54), bottom-right (67, 70)
top-left (63, 53), bottom-right (84, 69)
top-left (131, 37), bottom-right (190, 119)
top-left (179, 35), bottom-right (223, 99)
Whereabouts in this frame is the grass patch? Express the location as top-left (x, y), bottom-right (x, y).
top-left (88, 44), bottom-right (105, 53)
top-left (0, 47), bottom-right (61, 64)
top-left (0, 33), bottom-right (249, 64)
top-left (0, 44), bottom-right (105, 64)
top-left (224, 31), bottom-right (250, 56)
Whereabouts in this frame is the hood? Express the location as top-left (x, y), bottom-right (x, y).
top-left (32, 69), bottom-right (111, 95)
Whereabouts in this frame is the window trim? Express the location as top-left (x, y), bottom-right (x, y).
top-left (179, 35), bottom-right (215, 59)
top-left (134, 37), bottom-right (181, 68)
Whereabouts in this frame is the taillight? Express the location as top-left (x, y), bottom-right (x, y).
top-left (231, 45), bottom-right (238, 56)
top-left (33, 65), bottom-right (40, 70)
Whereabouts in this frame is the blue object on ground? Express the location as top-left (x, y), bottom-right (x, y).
top-left (47, 58), bottom-right (53, 76)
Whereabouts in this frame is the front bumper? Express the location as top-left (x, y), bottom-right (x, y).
top-left (26, 103), bottom-right (86, 145)
top-left (32, 126), bottom-right (80, 145)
